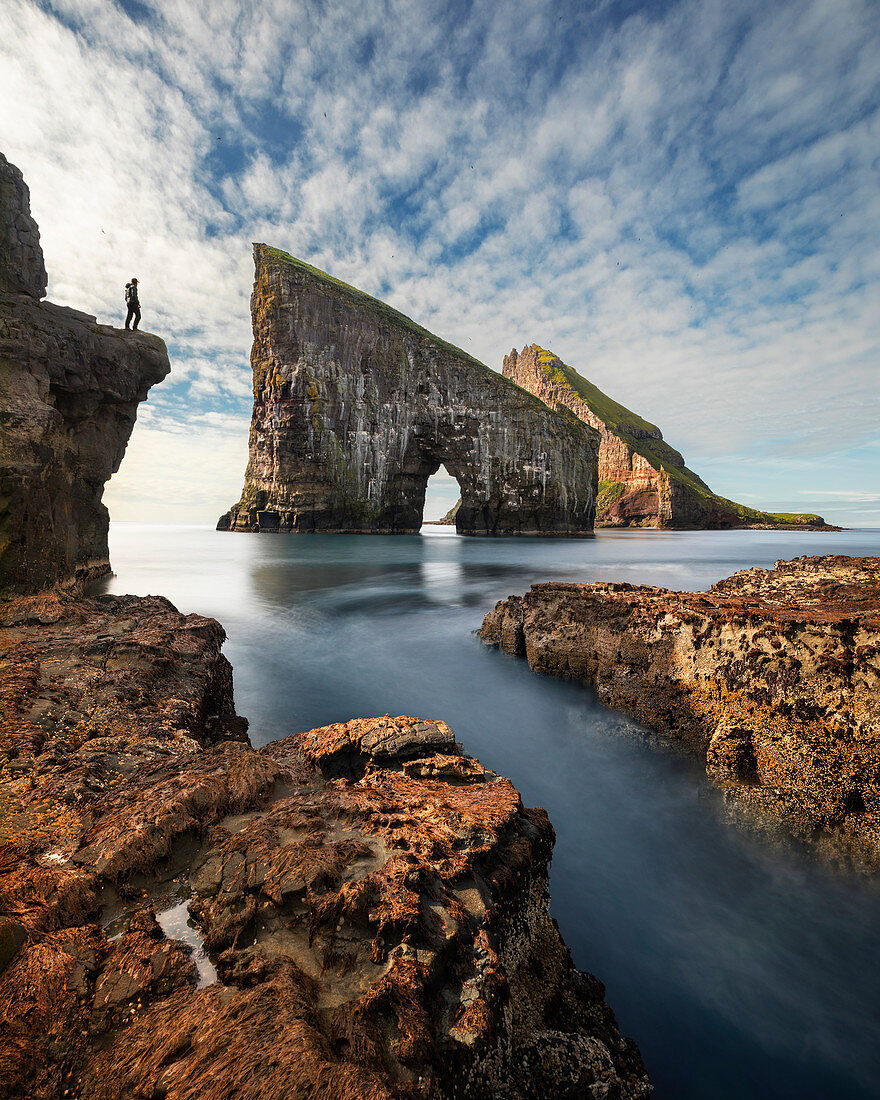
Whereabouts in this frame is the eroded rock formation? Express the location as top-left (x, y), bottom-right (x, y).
top-left (502, 344), bottom-right (829, 529)
top-left (0, 594), bottom-right (649, 1099)
top-left (0, 151), bottom-right (170, 596)
top-left (218, 247), bottom-right (600, 536)
top-left (1, 159), bottom-right (648, 1095)
top-left (480, 555), bottom-right (880, 866)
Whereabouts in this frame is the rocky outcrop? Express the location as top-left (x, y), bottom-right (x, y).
top-left (502, 345), bottom-right (830, 530)
top-left (0, 152), bottom-right (169, 596)
top-left (0, 596), bottom-right (649, 1099)
top-left (0, 153), bottom-right (47, 299)
top-left (423, 500), bottom-right (460, 526)
top-left (218, 248), bottom-right (600, 536)
top-left (480, 555), bottom-right (880, 867)
top-left (1, 157), bottom-right (648, 1098)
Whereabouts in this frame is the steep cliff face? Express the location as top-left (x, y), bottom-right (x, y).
top-left (219, 247), bottom-right (600, 536)
top-left (480, 555), bottom-right (880, 867)
top-left (0, 152), bottom-right (170, 595)
top-left (0, 153), bottom-right (47, 299)
top-left (502, 344), bottom-right (828, 530)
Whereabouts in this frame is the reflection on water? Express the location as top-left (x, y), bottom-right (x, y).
top-left (157, 898), bottom-right (217, 988)
top-left (100, 523), bottom-right (880, 1100)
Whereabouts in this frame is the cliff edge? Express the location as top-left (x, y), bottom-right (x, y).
top-left (502, 344), bottom-right (831, 530)
top-left (0, 151), bottom-right (170, 596)
top-left (1, 159), bottom-right (648, 1098)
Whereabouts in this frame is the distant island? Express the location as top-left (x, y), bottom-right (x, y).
top-left (430, 344), bottom-right (833, 530)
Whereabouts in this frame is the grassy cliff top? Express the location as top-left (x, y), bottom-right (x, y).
top-left (532, 346), bottom-right (662, 439)
top-left (258, 244), bottom-right (491, 372)
top-left (254, 245), bottom-right (600, 441)
top-left (532, 346), bottom-right (826, 527)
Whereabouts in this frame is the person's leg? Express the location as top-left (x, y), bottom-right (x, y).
top-left (125, 304), bottom-right (134, 329)
top-left (132, 304), bottom-right (141, 330)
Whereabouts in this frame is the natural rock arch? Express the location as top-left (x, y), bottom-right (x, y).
top-left (219, 246), bottom-right (600, 536)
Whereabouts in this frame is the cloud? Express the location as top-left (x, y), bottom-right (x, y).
top-left (104, 407), bottom-right (251, 523)
top-left (1, 0), bottom-right (878, 523)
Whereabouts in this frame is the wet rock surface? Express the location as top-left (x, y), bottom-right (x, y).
top-left (0, 151), bottom-right (170, 596)
top-left (481, 554), bottom-right (880, 866)
top-left (0, 603), bottom-right (649, 1099)
top-left (219, 247), bottom-right (600, 536)
top-left (502, 344), bottom-right (831, 530)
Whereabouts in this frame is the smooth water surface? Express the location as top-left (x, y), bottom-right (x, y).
top-left (100, 524), bottom-right (880, 1099)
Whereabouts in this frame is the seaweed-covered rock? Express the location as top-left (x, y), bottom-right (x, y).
top-left (480, 554), bottom-right (880, 866)
top-left (0, 626), bottom-right (650, 1100)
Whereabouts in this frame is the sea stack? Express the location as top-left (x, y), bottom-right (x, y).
top-left (502, 344), bottom-right (829, 530)
top-left (0, 151), bottom-right (170, 596)
top-left (218, 246), bottom-right (600, 536)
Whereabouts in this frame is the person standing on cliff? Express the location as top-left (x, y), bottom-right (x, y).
top-left (124, 277), bottom-right (140, 330)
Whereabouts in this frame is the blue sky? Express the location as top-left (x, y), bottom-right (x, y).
top-left (2, 0), bottom-right (878, 525)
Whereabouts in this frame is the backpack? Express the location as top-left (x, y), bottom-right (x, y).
top-left (125, 283), bottom-right (134, 304)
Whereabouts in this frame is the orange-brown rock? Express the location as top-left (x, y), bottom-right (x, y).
top-left (502, 344), bottom-right (831, 530)
top-left (480, 555), bottom-right (880, 866)
top-left (0, 600), bottom-right (649, 1099)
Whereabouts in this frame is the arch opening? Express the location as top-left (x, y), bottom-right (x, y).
top-left (421, 464), bottom-right (462, 529)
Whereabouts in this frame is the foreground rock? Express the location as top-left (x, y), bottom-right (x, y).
top-left (0, 151), bottom-right (170, 596)
top-left (0, 596), bottom-right (649, 1099)
top-left (481, 555), bottom-right (880, 867)
top-left (218, 246), bottom-right (600, 536)
top-left (502, 344), bottom-right (831, 530)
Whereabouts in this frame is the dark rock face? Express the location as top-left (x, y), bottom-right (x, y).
top-left (0, 151), bottom-right (170, 596)
top-left (502, 344), bottom-right (830, 530)
top-left (0, 152), bottom-right (47, 299)
top-left (0, 597), bottom-right (649, 1099)
top-left (480, 555), bottom-right (880, 867)
top-left (219, 247), bottom-right (600, 536)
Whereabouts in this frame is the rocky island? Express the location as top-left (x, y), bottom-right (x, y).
top-left (1, 154), bottom-right (649, 1099)
top-left (480, 555), bottom-right (880, 867)
top-left (218, 247), bottom-right (601, 536)
top-left (501, 344), bottom-right (830, 529)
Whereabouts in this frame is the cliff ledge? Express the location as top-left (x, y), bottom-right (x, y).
top-left (0, 151), bottom-right (169, 596)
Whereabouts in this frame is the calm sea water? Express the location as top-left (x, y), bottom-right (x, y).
top-left (99, 524), bottom-right (880, 1100)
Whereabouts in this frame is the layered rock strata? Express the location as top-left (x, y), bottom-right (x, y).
top-left (480, 555), bottom-right (880, 867)
top-left (0, 151), bottom-right (170, 596)
top-left (0, 597), bottom-right (649, 1099)
top-left (218, 247), bottom-right (600, 536)
top-left (502, 344), bottom-right (829, 530)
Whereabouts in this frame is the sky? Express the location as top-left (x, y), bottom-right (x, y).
top-left (2, 0), bottom-right (878, 526)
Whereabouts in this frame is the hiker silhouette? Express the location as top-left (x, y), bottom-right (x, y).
top-left (124, 277), bottom-right (141, 331)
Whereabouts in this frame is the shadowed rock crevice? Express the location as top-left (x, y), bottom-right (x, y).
top-left (218, 247), bottom-right (601, 537)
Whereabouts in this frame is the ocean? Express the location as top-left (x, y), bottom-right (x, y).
top-left (99, 523), bottom-right (880, 1099)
